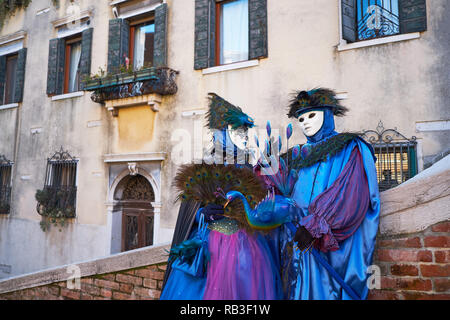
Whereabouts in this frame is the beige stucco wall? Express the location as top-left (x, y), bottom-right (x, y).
top-left (0, 0), bottom-right (448, 278)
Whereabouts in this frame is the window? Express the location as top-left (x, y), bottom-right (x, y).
top-left (129, 20), bottom-right (155, 70)
top-left (216, 0), bottom-right (249, 65)
top-left (46, 28), bottom-right (93, 96)
top-left (363, 121), bottom-right (417, 192)
top-left (2, 54), bottom-right (18, 104)
top-left (106, 3), bottom-right (168, 74)
top-left (194, 0), bottom-right (268, 70)
top-left (64, 36), bottom-right (82, 93)
top-left (357, 0), bottom-right (399, 41)
top-left (341, 0), bottom-right (427, 43)
top-left (0, 48), bottom-right (27, 104)
top-left (0, 155), bottom-right (13, 215)
top-left (36, 148), bottom-right (78, 219)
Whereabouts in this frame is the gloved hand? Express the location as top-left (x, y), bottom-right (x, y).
top-left (294, 225), bottom-right (315, 251)
top-left (202, 203), bottom-right (225, 222)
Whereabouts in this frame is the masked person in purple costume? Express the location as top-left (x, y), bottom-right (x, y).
top-left (160, 93), bottom-right (283, 300)
top-left (279, 88), bottom-right (380, 300)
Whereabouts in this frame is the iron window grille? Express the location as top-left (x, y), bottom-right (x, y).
top-left (362, 121), bottom-right (418, 192)
top-left (0, 155), bottom-right (13, 215)
top-left (357, 0), bottom-right (400, 41)
top-left (36, 147), bottom-right (78, 218)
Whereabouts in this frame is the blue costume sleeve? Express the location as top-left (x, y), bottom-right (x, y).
top-left (300, 147), bottom-right (371, 252)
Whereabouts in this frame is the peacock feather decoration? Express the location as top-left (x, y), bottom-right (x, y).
top-left (206, 92), bottom-right (255, 131)
top-left (173, 163), bottom-right (268, 233)
top-left (254, 120), bottom-right (302, 198)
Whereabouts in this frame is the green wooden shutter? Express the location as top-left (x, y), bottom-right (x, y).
top-left (0, 55), bottom-right (6, 104)
top-left (341, 0), bottom-right (357, 43)
top-left (399, 0), bottom-right (427, 34)
top-left (46, 38), bottom-right (65, 96)
top-left (79, 28), bottom-right (93, 89)
top-left (194, 0), bottom-right (215, 70)
top-left (107, 19), bottom-right (129, 73)
top-left (154, 3), bottom-right (168, 67)
top-left (13, 48), bottom-right (27, 103)
top-left (249, 0), bottom-right (268, 60)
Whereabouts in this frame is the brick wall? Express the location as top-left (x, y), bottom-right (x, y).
top-left (368, 221), bottom-right (450, 300)
top-left (0, 263), bottom-right (166, 300)
top-left (0, 224), bottom-right (447, 300)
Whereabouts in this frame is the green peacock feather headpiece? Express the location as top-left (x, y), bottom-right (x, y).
top-left (287, 87), bottom-right (348, 118)
top-left (206, 92), bottom-right (255, 131)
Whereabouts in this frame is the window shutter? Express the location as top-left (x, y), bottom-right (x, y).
top-left (79, 28), bottom-right (93, 89)
top-left (154, 3), bottom-right (168, 67)
top-left (46, 38), bottom-right (65, 96)
top-left (341, 0), bottom-right (357, 43)
top-left (0, 55), bottom-right (6, 104)
top-left (107, 19), bottom-right (130, 73)
top-left (13, 48), bottom-right (27, 103)
top-left (399, 0), bottom-right (427, 34)
top-left (194, 0), bottom-right (215, 70)
top-left (249, 0), bottom-right (268, 60)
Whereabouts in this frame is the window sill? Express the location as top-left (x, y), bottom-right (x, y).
top-left (51, 91), bottom-right (85, 101)
top-left (337, 32), bottom-right (421, 52)
top-left (202, 60), bottom-right (259, 75)
top-left (0, 103), bottom-right (19, 111)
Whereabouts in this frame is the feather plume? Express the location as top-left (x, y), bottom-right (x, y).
top-left (173, 163), bottom-right (268, 232)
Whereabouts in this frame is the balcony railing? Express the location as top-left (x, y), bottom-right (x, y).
top-left (83, 67), bottom-right (179, 104)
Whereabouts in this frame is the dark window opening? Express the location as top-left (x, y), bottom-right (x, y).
top-left (0, 156), bottom-right (13, 215)
top-left (3, 54), bottom-right (18, 104)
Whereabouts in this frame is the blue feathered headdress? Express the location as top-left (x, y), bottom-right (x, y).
top-left (206, 93), bottom-right (255, 131)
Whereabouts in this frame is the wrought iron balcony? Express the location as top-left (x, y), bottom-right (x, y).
top-left (83, 67), bottom-right (179, 105)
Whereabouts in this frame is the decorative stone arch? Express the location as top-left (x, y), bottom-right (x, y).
top-left (107, 166), bottom-right (162, 254)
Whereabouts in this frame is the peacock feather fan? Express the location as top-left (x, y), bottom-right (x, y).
top-left (206, 92), bottom-right (255, 131)
top-left (173, 163), bottom-right (268, 232)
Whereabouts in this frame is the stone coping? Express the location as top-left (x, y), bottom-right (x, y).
top-left (0, 243), bottom-right (170, 295)
top-left (379, 156), bottom-right (450, 235)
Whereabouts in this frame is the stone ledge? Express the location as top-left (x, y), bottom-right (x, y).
top-left (0, 243), bottom-right (170, 295)
top-left (379, 155), bottom-right (450, 235)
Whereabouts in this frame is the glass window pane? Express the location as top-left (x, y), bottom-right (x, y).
top-left (357, 0), bottom-right (399, 41)
top-left (68, 42), bottom-right (82, 93)
top-left (4, 55), bottom-right (18, 104)
top-left (220, 0), bottom-right (249, 65)
top-left (134, 23), bottom-right (155, 69)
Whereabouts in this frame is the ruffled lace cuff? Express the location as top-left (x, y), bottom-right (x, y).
top-left (300, 214), bottom-right (339, 252)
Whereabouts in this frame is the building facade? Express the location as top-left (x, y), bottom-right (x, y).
top-left (0, 0), bottom-right (448, 279)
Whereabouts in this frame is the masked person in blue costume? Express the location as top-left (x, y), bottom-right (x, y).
top-left (279, 88), bottom-right (380, 300)
top-left (161, 93), bottom-right (283, 300)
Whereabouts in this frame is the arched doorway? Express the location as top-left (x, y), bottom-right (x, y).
top-left (113, 174), bottom-right (155, 252)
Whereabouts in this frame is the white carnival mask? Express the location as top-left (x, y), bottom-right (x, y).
top-left (297, 110), bottom-right (324, 137)
top-left (228, 126), bottom-right (248, 150)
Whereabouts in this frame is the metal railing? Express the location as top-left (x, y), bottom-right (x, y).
top-left (357, 0), bottom-right (400, 41)
top-left (362, 121), bottom-right (417, 192)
